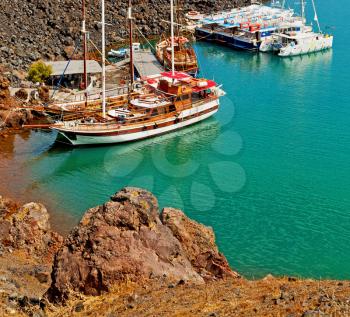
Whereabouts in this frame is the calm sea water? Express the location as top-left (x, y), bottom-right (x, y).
top-left (1, 0), bottom-right (350, 279)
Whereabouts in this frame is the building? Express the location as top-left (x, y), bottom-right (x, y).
top-left (45, 60), bottom-right (102, 90)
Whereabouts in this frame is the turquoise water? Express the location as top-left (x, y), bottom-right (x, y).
top-left (2, 0), bottom-right (350, 279)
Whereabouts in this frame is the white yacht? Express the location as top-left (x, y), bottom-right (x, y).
top-left (275, 32), bottom-right (333, 57)
top-left (272, 0), bottom-right (333, 57)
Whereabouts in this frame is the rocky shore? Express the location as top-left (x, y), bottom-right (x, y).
top-left (0, 0), bottom-right (251, 71)
top-left (1, 187), bottom-right (350, 316)
top-left (0, 74), bottom-right (45, 135)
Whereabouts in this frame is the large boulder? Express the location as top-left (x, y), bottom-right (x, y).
top-left (0, 196), bottom-right (63, 258)
top-left (0, 108), bottom-right (34, 129)
top-left (0, 196), bottom-right (63, 304)
top-left (0, 76), bottom-right (11, 111)
top-left (47, 187), bottom-right (238, 302)
top-left (161, 208), bottom-right (239, 280)
top-left (47, 188), bottom-right (203, 302)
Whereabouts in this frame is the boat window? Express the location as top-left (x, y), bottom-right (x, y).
top-left (151, 109), bottom-right (159, 116)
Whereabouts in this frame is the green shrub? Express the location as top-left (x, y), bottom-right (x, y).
top-left (28, 60), bottom-right (52, 83)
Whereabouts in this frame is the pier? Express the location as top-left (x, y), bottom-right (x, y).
top-left (133, 49), bottom-right (164, 78)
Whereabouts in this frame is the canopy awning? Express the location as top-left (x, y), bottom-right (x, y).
top-left (45, 60), bottom-right (102, 76)
top-left (160, 71), bottom-right (191, 80)
top-left (192, 80), bottom-right (217, 92)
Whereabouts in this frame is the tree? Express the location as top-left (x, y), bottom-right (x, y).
top-left (27, 60), bottom-right (52, 83)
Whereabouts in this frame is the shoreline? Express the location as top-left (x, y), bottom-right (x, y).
top-left (1, 188), bottom-right (350, 317)
top-left (0, 129), bottom-right (78, 235)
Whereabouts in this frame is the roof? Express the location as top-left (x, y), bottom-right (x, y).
top-left (45, 60), bottom-right (102, 76)
top-left (192, 80), bottom-right (217, 92)
top-left (160, 71), bottom-right (191, 80)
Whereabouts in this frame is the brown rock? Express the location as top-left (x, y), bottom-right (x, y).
top-left (0, 109), bottom-right (34, 128)
top-left (161, 208), bottom-right (239, 280)
top-left (47, 188), bottom-right (204, 302)
top-left (0, 76), bottom-right (10, 101)
top-left (0, 196), bottom-right (63, 259)
top-left (14, 88), bottom-right (28, 101)
top-left (0, 195), bottom-right (63, 301)
top-left (38, 86), bottom-right (50, 103)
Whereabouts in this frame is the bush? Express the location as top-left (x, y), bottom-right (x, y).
top-left (28, 60), bottom-right (52, 83)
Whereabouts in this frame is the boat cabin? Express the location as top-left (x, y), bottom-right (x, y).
top-left (107, 71), bottom-right (217, 124)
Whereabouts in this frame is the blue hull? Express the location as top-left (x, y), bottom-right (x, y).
top-left (195, 28), bottom-right (260, 51)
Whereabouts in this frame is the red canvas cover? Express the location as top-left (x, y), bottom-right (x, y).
top-left (191, 80), bottom-right (217, 92)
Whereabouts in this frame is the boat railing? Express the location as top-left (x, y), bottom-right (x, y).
top-left (61, 95), bottom-right (217, 132)
top-left (65, 86), bottom-right (130, 103)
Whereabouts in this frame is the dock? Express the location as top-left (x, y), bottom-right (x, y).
top-left (133, 49), bottom-right (164, 78)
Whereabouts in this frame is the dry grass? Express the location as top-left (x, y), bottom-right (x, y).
top-left (44, 276), bottom-right (350, 317)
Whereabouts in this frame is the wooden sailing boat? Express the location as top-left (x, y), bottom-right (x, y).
top-left (40, 0), bottom-right (132, 121)
top-left (156, 36), bottom-right (199, 76)
top-left (50, 0), bottom-right (224, 146)
top-left (156, 0), bottom-right (199, 76)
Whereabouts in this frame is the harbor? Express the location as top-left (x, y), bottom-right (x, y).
top-left (191, 2), bottom-right (333, 55)
top-left (1, 0), bottom-right (350, 315)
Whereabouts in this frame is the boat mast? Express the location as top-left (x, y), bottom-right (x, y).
top-left (128, 0), bottom-right (134, 88)
top-left (301, 0), bottom-right (306, 24)
top-left (82, 0), bottom-right (88, 107)
top-left (311, 0), bottom-right (321, 33)
top-left (170, 0), bottom-right (175, 75)
top-left (101, 0), bottom-right (106, 118)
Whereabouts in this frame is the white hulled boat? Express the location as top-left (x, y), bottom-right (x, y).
top-left (52, 72), bottom-right (224, 146)
top-left (272, 0), bottom-right (333, 57)
top-left (276, 32), bottom-right (333, 56)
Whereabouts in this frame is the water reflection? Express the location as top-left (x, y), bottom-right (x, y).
top-left (278, 49), bottom-right (333, 74)
top-left (196, 42), bottom-right (333, 76)
top-left (29, 119), bottom-right (220, 190)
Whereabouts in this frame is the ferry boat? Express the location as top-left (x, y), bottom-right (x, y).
top-left (194, 5), bottom-right (303, 51)
top-left (195, 18), bottom-right (304, 51)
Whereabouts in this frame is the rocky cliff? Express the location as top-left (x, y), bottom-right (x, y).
top-left (0, 0), bottom-right (251, 70)
top-left (47, 187), bottom-right (237, 302)
top-left (0, 195), bottom-right (63, 316)
top-left (0, 75), bottom-right (35, 132)
top-left (1, 188), bottom-right (350, 317)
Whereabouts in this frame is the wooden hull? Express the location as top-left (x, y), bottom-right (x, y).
top-left (156, 40), bottom-right (199, 74)
top-left (52, 99), bottom-right (219, 146)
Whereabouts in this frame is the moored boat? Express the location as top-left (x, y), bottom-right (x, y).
top-left (195, 5), bottom-right (303, 52)
top-left (51, 0), bottom-right (225, 146)
top-left (51, 71), bottom-right (225, 145)
top-left (272, 0), bottom-right (333, 57)
top-left (274, 32), bottom-right (333, 57)
top-left (155, 36), bottom-right (199, 75)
